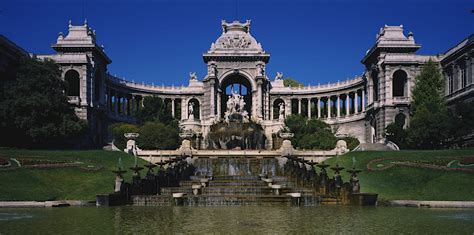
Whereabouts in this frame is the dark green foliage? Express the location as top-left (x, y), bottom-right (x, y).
top-left (137, 122), bottom-right (180, 150)
top-left (386, 114), bottom-right (407, 149)
top-left (108, 123), bottom-right (140, 150)
top-left (284, 115), bottom-right (336, 150)
top-left (446, 101), bottom-right (474, 146)
top-left (406, 61), bottom-right (449, 149)
top-left (0, 57), bottom-right (86, 148)
top-left (136, 96), bottom-right (173, 124)
top-left (341, 136), bottom-right (360, 150)
top-left (283, 77), bottom-right (304, 88)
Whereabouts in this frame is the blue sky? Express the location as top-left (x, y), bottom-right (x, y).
top-left (1, 0), bottom-right (473, 86)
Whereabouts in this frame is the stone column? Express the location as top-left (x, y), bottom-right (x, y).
top-left (285, 98), bottom-right (291, 117)
top-left (362, 91), bottom-right (366, 112)
top-left (308, 98), bottom-right (311, 119)
top-left (470, 55), bottom-right (473, 85)
top-left (107, 90), bottom-right (112, 112)
top-left (210, 82), bottom-right (215, 117)
top-left (114, 93), bottom-right (119, 115)
top-left (270, 99), bottom-right (274, 120)
top-left (217, 92), bottom-right (221, 119)
top-left (117, 95), bottom-right (122, 115)
top-left (126, 96), bottom-right (131, 116)
top-left (345, 93), bottom-right (350, 116)
top-left (327, 97), bottom-right (331, 118)
top-left (336, 95), bottom-right (341, 118)
top-left (130, 95), bottom-right (135, 116)
top-left (317, 98), bottom-right (321, 118)
top-left (181, 99), bottom-right (187, 121)
top-left (257, 79), bottom-right (263, 118)
top-left (354, 91), bottom-right (359, 114)
top-left (298, 98), bottom-right (302, 115)
top-left (171, 98), bottom-right (175, 118)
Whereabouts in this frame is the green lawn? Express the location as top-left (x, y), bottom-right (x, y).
top-left (0, 149), bottom-right (144, 201)
top-left (325, 149), bottom-right (474, 201)
top-left (0, 149), bottom-right (473, 201)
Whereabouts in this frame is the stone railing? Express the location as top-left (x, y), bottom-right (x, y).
top-left (107, 74), bottom-right (186, 91)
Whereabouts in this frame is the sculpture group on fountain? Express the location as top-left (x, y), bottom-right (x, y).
top-left (224, 90), bottom-right (249, 123)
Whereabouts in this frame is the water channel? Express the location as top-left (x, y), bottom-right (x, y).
top-left (1, 206), bottom-right (473, 234)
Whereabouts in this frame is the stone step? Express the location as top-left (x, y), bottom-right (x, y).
top-left (132, 194), bottom-right (321, 206)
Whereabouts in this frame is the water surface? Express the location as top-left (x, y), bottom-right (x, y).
top-left (0, 206), bottom-right (473, 234)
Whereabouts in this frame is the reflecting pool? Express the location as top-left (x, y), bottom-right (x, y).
top-left (1, 206), bottom-right (473, 234)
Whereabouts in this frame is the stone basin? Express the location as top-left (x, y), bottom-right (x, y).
top-left (191, 184), bottom-right (202, 195)
top-left (286, 193), bottom-right (301, 197)
top-left (270, 184), bottom-right (282, 195)
top-left (270, 184), bottom-right (282, 189)
top-left (172, 193), bottom-right (186, 198)
top-left (200, 178), bottom-right (210, 187)
top-left (261, 178), bottom-right (273, 186)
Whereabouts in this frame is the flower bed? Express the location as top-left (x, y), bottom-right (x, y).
top-left (460, 156), bottom-right (474, 165)
top-left (367, 157), bottom-right (474, 173)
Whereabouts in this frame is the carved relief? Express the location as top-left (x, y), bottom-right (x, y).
top-left (218, 36), bottom-right (252, 49)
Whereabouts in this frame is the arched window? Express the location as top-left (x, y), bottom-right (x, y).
top-left (220, 74), bottom-right (252, 118)
top-left (64, 70), bottom-right (80, 96)
top-left (393, 70), bottom-right (408, 97)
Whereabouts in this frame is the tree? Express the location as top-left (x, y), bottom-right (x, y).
top-left (386, 114), bottom-right (407, 149)
top-left (284, 115), bottom-right (337, 150)
top-left (136, 96), bottom-right (173, 124)
top-left (406, 61), bottom-right (449, 149)
top-left (283, 77), bottom-right (304, 88)
top-left (137, 122), bottom-right (180, 150)
top-left (0, 57), bottom-right (86, 147)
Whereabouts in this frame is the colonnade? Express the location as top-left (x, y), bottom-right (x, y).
top-left (105, 89), bottom-right (182, 119)
top-left (271, 89), bottom-right (366, 120)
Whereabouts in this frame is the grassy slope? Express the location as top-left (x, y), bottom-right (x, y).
top-left (325, 149), bottom-right (474, 201)
top-left (0, 149), bottom-right (144, 201)
top-left (0, 149), bottom-right (473, 201)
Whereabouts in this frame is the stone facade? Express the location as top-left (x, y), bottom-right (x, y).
top-left (14, 21), bottom-right (473, 147)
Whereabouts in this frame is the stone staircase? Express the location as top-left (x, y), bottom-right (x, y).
top-left (132, 175), bottom-right (324, 206)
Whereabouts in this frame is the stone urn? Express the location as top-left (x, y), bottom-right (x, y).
top-left (124, 132), bottom-right (139, 155)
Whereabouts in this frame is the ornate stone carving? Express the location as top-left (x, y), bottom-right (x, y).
top-left (218, 36), bottom-right (252, 49)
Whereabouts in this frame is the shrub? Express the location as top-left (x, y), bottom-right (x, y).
top-left (284, 115), bottom-right (337, 150)
top-left (341, 136), bottom-right (360, 150)
top-left (109, 123), bottom-right (140, 150)
top-left (137, 122), bottom-right (179, 150)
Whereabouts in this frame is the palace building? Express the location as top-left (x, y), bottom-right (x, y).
top-left (3, 20), bottom-right (473, 148)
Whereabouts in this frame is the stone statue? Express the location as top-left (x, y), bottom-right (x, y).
top-left (189, 72), bottom-right (197, 81)
top-left (278, 102), bottom-right (285, 120)
top-left (114, 174), bottom-right (124, 193)
top-left (224, 91), bottom-right (249, 123)
top-left (275, 72), bottom-right (283, 80)
top-left (188, 102), bottom-right (194, 120)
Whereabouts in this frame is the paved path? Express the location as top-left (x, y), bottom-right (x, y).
top-left (390, 200), bottom-right (474, 208)
top-left (0, 200), bottom-right (91, 208)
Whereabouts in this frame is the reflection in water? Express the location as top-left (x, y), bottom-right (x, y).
top-left (0, 212), bottom-right (33, 221)
top-left (0, 206), bottom-right (473, 234)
